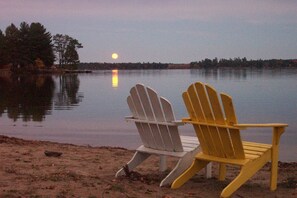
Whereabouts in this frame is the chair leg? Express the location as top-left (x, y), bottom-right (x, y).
top-left (218, 163), bottom-right (227, 181)
top-left (270, 126), bottom-right (285, 190)
top-left (160, 152), bottom-right (194, 186)
top-left (171, 159), bottom-right (209, 189)
top-left (159, 155), bottom-right (167, 172)
top-left (115, 151), bottom-right (150, 177)
top-left (270, 147), bottom-right (279, 191)
top-left (221, 153), bottom-right (270, 198)
top-left (205, 162), bottom-right (212, 178)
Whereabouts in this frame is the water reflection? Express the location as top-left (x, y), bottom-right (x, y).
top-left (189, 67), bottom-right (297, 80)
top-left (54, 75), bottom-right (83, 110)
top-left (112, 69), bottom-right (118, 88)
top-left (0, 74), bottom-right (82, 121)
top-left (0, 75), bottom-right (55, 122)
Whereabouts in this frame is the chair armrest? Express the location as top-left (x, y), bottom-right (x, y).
top-left (125, 116), bottom-right (134, 121)
top-left (182, 117), bottom-right (191, 122)
top-left (172, 120), bottom-right (184, 126)
top-left (234, 123), bottom-right (288, 146)
top-left (125, 116), bottom-right (182, 126)
top-left (234, 123), bottom-right (288, 129)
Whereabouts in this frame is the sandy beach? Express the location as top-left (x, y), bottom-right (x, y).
top-left (0, 135), bottom-right (296, 197)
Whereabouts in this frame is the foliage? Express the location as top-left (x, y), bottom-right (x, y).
top-left (52, 34), bottom-right (83, 69)
top-left (0, 22), bottom-right (55, 71)
top-left (0, 30), bottom-right (9, 66)
top-left (27, 22), bottom-right (55, 67)
top-left (4, 23), bottom-right (20, 68)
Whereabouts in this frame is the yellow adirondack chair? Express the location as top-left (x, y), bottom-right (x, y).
top-left (171, 82), bottom-right (288, 197)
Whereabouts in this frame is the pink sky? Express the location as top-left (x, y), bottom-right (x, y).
top-left (1, 0), bottom-right (297, 62)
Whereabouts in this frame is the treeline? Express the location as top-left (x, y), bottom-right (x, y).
top-left (78, 62), bottom-right (169, 70)
top-left (79, 58), bottom-right (297, 70)
top-left (0, 22), bottom-right (82, 72)
top-left (190, 58), bottom-right (297, 68)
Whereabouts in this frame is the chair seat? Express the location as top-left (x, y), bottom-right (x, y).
top-left (137, 135), bottom-right (200, 158)
top-left (243, 141), bottom-right (272, 160)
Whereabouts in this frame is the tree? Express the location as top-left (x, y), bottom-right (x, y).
top-left (18, 22), bottom-right (31, 68)
top-left (5, 23), bottom-right (20, 69)
top-left (0, 30), bottom-right (9, 66)
top-left (64, 39), bottom-right (81, 67)
top-left (1, 22), bottom-right (55, 70)
top-left (53, 34), bottom-right (83, 68)
top-left (28, 23), bottom-right (54, 67)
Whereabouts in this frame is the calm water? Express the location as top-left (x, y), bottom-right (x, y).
top-left (0, 68), bottom-right (296, 162)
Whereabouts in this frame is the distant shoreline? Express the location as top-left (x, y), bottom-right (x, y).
top-left (1, 58), bottom-right (297, 75)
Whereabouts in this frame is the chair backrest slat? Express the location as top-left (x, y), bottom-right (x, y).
top-left (183, 82), bottom-right (245, 159)
top-left (130, 86), bottom-right (156, 148)
top-left (205, 85), bottom-right (235, 158)
top-left (127, 96), bottom-right (149, 147)
top-left (221, 93), bottom-right (245, 159)
top-left (161, 97), bottom-right (183, 152)
top-left (187, 84), bottom-right (218, 155)
top-left (135, 84), bottom-right (164, 150)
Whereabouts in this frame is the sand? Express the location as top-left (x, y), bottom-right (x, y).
top-left (0, 135), bottom-right (296, 198)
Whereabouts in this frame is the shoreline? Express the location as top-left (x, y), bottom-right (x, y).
top-left (0, 135), bottom-right (296, 197)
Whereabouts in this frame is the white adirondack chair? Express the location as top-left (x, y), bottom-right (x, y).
top-left (115, 84), bottom-right (211, 186)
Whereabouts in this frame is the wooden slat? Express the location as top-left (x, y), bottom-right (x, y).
top-left (127, 96), bottom-right (149, 147)
top-left (243, 141), bottom-right (272, 149)
top-left (147, 87), bottom-right (165, 122)
top-left (127, 96), bottom-right (138, 118)
top-left (136, 84), bottom-right (163, 150)
top-left (147, 86), bottom-right (176, 151)
top-left (220, 93), bottom-right (238, 125)
top-left (161, 97), bottom-right (183, 152)
top-left (205, 84), bottom-right (235, 158)
top-left (182, 92), bottom-right (209, 154)
top-left (139, 86), bottom-right (167, 151)
top-left (194, 82), bottom-right (214, 123)
top-left (130, 86), bottom-right (156, 148)
top-left (205, 84), bottom-right (224, 124)
top-left (188, 84), bottom-right (204, 121)
top-left (195, 82), bottom-right (224, 157)
top-left (136, 84), bottom-right (154, 121)
top-left (221, 93), bottom-right (245, 159)
top-left (243, 145), bottom-right (268, 152)
top-left (187, 86), bottom-right (216, 154)
top-left (130, 87), bottom-right (145, 119)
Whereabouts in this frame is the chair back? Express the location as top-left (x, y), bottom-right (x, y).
top-left (183, 82), bottom-right (245, 159)
top-left (128, 84), bottom-right (183, 152)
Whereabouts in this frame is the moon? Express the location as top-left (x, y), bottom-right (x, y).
top-left (111, 53), bottom-right (119, 60)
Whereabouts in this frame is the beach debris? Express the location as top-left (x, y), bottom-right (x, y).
top-left (44, 150), bottom-right (63, 157)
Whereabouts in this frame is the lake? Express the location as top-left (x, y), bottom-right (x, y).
top-left (0, 68), bottom-right (296, 162)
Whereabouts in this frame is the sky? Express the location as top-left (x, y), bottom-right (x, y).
top-left (1, 0), bottom-right (297, 63)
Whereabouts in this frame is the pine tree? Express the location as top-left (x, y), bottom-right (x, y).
top-left (5, 23), bottom-right (20, 69)
top-left (28, 23), bottom-right (54, 67)
top-left (19, 22), bottom-right (31, 68)
top-left (0, 30), bottom-right (9, 67)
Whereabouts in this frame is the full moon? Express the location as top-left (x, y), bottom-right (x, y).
top-left (111, 53), bottom-right (119, 59)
